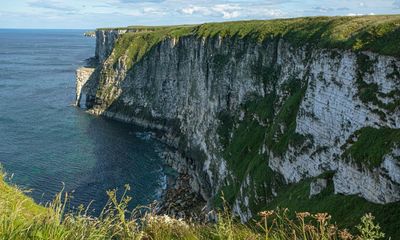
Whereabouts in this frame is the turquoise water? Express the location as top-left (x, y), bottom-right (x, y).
top-left (0, 29), bottom-right (167, 213)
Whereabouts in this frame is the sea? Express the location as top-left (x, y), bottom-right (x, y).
top-left (0, 29), bottom-right (168, 214)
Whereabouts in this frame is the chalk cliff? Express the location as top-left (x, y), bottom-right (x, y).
top-left (76, 16), bottom-right (400, 221)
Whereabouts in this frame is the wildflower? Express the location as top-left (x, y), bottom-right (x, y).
top-left (304, 224), bottom-right (317, 232)
top-left (258, 210), bottom-right (275, 219)
top-left (339, 229), bottom-right (354, 240)
top-left (314, 213), bottom-right (331, 223)
top-left (328, 224), bottom-right (338, 236)
top-left (124, 184), bottom-right (131, 191)
top-left (296, 212), bottom-right (311, 220)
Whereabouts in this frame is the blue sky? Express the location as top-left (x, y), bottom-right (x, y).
top-left (0, 0), bottom-right (399, 29)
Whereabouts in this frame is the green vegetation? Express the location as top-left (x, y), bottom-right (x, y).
top-left (0, 169), bottom-right (48, 220)
top-left (104, 15), bottom-right (400, 72)
top-left (267, 174), bottom-right (400, 238)
top-left (216, 74), bottom-right (309, 212)
top-left (194, 15), bottom-right (400, 56)
top-left (98, 15), bottom-right (400, 112)
top-left (79, 14), bottom-right (400, 239)
top-left (110, 26), bottom-right (193, 69)
top-left (0, 169), bottom-right (387, 240)
top-left (95, 15), bottom-right (400, 95)
top-left (265, 79), bottom-right (310, 156)
top-left (342, 127), bottom-right (400, 168)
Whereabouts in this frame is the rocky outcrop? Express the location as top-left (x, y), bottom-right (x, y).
top-left (334, 150), bottom-right (400, 204)
top-left (75, 67), bottom-right (95, 107)
top-left (310, 178), bottom-right (328, 198)
top-left (84, 31), bottom-right (96, 38)
top-left (76, 24), bottom-right (400, 220)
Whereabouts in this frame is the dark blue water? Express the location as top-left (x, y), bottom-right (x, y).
top-left (0, 29), bottom-right (167, 213)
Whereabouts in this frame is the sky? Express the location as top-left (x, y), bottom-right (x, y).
top-left (0, 0), bottom-right (399, 29)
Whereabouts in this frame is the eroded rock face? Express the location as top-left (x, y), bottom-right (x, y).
top-left (75, 67), bottom-right (95, 107)
top-left (334, 150), bottom-right (400, 204)
top-left (78, 30), bottom-right (400, 220)
top-left (95, 30), bottom-right (128, 63)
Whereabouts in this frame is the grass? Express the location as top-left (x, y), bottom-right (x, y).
top-left (266, 174), bottom-right (400, 238)
top-left (0, 170), bottom-right (48, 219)
top-left (342, 127), bottom-right (400, 168)
top-left (110, 26), bottom-right (194, 69)
top-left (0, 169), bottom-right (387, 240)
top-left (194, 15), bottom-right (400, 56)
top-left (103, 15), bottom-right (400, 73)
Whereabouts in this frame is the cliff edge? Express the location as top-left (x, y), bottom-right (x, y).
top-left (75, 15), bottom-right (400, 224)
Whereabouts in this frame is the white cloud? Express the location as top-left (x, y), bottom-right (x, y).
top-left (180, 6), bottom-right (212, 16)
top-left (142, 7), bottom-right (166, 15)
top-left (347, 12), bottom-right (375, 16)
top-left (212, 4), bottom-right (241, 19)
top-left (180, 3), bottom-right (283, 20)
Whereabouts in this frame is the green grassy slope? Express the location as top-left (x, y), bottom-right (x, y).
top-left (0, 173), bottom-right (47, 219)
top-left (267, 176), bottom-right (400, 238)
top-left (0, 174), bottom-right (387, 240)
top-left (342, 127), bottom-right (400, 168)
top-left (105, 15), bottom-right (400, 70)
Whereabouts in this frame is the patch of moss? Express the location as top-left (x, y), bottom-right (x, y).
top-left (386, 61), bottom-right (400, 81)
top-left (213, 54), bottom-right (230, 73)
top-left (342, 127), bottom-right (400, 168)
top-left (265, 78), bottom-right (310, 156)
top-left (217, 111), bottom-right (235, 149)
top-left (216, 76), bottom-right (309, 212)
top-left (251, 63), bottom-right (281, 86)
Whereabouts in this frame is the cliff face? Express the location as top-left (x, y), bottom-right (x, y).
top-left (76, 18), bottom-right (400, 221)
top-left (95, 30), bottom-right (128, 63)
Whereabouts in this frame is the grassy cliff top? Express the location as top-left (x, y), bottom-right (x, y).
top-left (0, 172), bottom-right (48, 220)
top-left (101, 14), bottom-right (400, 57)
top-left (0, 172), bottom-right (388, 239)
